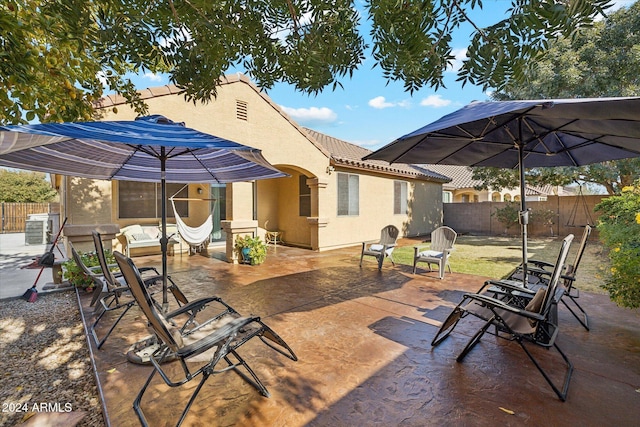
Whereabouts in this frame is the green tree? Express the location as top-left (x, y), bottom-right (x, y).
top-left (1, 0), bottom-right (610, 125)
top-left (594, 182), bottom-right (640, 308)
top-left (473, 2), bottom-right (640, 195)
top-left (0, 169), bottom-right (58, 202)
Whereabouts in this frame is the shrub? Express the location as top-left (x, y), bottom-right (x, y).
top-left (531, 208), bottom-right (557, 236)
top-left (594, 182), bottom-right (640, 308)
top-left (492, 202), bottom-right (520, 234)
top-left (62, 250), bottom-right (116, 288)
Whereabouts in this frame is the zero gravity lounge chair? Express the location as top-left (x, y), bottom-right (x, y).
top-left (90, 231), bottom-right (185, 349)
top-left (431, 234), bottom-right (575, 401)
top-left (113, 251), bottom-right (297, 427)
top-left (69, 242), bottom-right (113, 308)
top-left (503, 225), bottom-right (592, 330)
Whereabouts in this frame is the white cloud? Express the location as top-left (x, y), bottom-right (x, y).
top-left (143, 72), bottom-right (163, 82)
top-left (96, 71), bottom-right (108, 87)
top-left (420, 94), bottom-right (452, 108)
top-left (280, 106), bottom-right (337, 125)
top-left (368, 96), bottom-right (411, 109)
top-left (369, 96), bottom-right (394, 109)
top-left (446, 48), bottom-right (467, 73)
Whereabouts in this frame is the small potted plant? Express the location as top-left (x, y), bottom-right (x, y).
top-left (235, 235), bottom-right (267, 265)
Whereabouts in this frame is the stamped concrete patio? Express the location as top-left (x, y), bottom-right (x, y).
top-left (79, 242), bottom-right (640, 426)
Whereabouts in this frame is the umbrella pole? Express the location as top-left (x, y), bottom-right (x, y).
top-left (517, 131), bottom-right (529, 284)
top-left (160, 148), bottom-right (169, 313)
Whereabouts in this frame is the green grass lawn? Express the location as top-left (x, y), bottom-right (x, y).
top-left (392, 234), bottom-right (608, 294)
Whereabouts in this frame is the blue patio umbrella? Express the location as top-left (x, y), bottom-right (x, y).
top-left (0, 115), bottom-right (286, 308)
top-left (364, 97), bottom-right (640, 279)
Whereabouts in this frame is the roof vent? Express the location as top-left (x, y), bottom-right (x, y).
top-left (236, 100), bottom-right (248, 121)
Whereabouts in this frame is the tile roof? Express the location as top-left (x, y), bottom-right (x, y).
top-left (304, 129), bottom-right (451, 182)
top-left (424, 164), bottom-right (560, 195)
top-left (423, 165), bottom-right (481, 189)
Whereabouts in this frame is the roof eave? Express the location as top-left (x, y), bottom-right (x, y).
top-left (331, 158), bottom-right (451, 183)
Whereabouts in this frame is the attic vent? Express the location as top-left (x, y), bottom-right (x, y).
top-left (236, 100), bottom-right (248, 121)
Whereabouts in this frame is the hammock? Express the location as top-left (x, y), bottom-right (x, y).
top-left (170, 197), bottom-right (214, 249)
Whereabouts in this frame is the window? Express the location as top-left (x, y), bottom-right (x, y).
top-left (118, 182), bottom-right (188, 219)
top-left (461, 194), bottom-right (470, 203)
top-left (491, 192), bottom-right (501, 202)
top-left (299, 175), bottom-right (311, 216)
top-left (394, 181), bottom-right (408, 214)
top-left (443, 191), bottom-right (453, 203)
top-left (337, 173), bottom-right (359, 216)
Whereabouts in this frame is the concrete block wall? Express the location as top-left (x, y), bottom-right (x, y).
top-left (443, 195), bottom-right (605, 239)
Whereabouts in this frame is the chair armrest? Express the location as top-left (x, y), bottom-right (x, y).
top-left (87, 265), bottom-right (103, 273)
top-left (463, 292), bottom-right (545, 322)
top-left (529, 259), bottom-right (555, 269)
top-left (479, 279), bottom-right (536, 296)
top-left (164, 297), bottom-right (222, 320)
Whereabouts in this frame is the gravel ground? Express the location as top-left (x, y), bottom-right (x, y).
top-left (0, 290), bottom-right (104, 427)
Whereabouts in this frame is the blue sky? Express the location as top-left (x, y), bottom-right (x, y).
top-left (128, 0), bottom-right (634, 151)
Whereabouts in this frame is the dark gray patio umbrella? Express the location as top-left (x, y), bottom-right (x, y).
top-left (364, 97), bottom-right (640, 278)
top-left (0, 115), bottom-right (286, 309)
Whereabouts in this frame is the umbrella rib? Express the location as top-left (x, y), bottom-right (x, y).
top-left (445, 108), bottom-right (543, 165)
top-left (109, 144), bottom-right (141, 179)
top-left (187, 149), bottom-right (222, 184)
top-left (518, 118), bottom-right (581, 167)
top-left (520, 117), bottom-right (640, 162)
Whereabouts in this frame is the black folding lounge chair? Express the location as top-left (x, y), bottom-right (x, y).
top-left (90, 231), bottom-right (183, 349)
top-left (431, 234), bottom-right (575, 401)
top-left (114, 251), bottom-right (297, 426)
top-left (92, 231), bottom-right (187, 308)
top-left (504, 225), bottom-right (592, 330)
top-left (69, 243), bottom-right (111, 308)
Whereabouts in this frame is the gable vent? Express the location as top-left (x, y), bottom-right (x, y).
top-left (236, 100), bottom-right (248, 121)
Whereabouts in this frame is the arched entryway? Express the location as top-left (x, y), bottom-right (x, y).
top-left (256, 165), bottom-right (317, 249)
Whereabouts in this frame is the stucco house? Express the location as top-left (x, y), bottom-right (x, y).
top-left (425, 164), bottom-right (564, 203)
top-left (56, 73), bottom-right (450, 262)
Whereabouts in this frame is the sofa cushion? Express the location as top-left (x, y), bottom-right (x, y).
top-left (131, 233), bottom-right (154, 241)
top-left (122, 224), bottom-right (144, 236)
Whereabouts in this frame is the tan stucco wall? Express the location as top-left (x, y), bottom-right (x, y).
top-left (318, 168), bottom-right (443, 250)
top-left (77, 75), bottom-right (445, 255)
top-left (65, 177), bottom-right (113, 224)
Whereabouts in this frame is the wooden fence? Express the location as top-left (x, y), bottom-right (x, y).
top-left (0, 203), bottom-right (60, 233)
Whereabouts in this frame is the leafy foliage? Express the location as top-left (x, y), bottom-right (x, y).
top-left (1, 0), bottom-right (611, 125)
top-left (0, 169), bottom-right (58, 202)
top-left (594, 182), bottom-right (640, 308)
top-left (235, 235), bottom-right (267, 265)
top-left (62, 250), bottom-right (116, 288)
top-left (491, 201), bottom-right (520, 233)
top-left (479, 2), bottom-right (640, 194)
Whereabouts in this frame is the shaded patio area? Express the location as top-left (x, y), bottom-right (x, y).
top-left (79, 243), bottom-right (640, 426)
